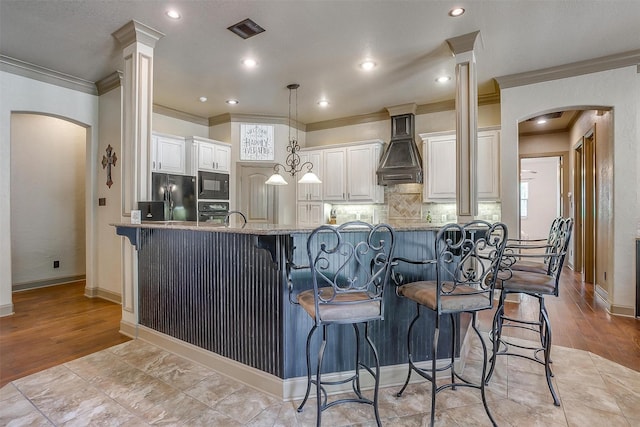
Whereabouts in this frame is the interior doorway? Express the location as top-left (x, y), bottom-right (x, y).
top-left (519, 156), bottom-right (562, 242)
top-left (238, 165), bottom-right (276, 224)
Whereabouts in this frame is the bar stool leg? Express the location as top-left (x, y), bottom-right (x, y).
top-left (486, 290), bottom-right (506, 384)
top-left (298, 325), bottom-right (317, 412)
top-left (471, 313), bottom-right (497, 426)
top-left (540, 300), bottom-right (560, 406)
top-left (363, 322), bottom-right (382, 427)
top-left (397, 305), bottom-right (421, 397)
top-left (430, 323), bottom-right (439, 427)
top-left (315, 325), bottom-right (328, 427)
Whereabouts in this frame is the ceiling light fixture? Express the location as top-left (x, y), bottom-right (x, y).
top-left (199, 96), bottom-right (208, 102)
top-left (226, 99), bottom-right (239, 105)
top-left (317, 99), bottom-right (329, 108)
top-left (537, 119), bottom-right (547, 124)
top-left (242, 58), bottom-right (257, 68)
top-left (266, 84), bottom-right (322, 186)
top-left (166, 9), bottom-right (181, 19)
top-left (360, 60), bottom-right (377, 71)
top-left (436, 75), bottom-right (451, 83)
top-left (449, 7), bottom-right (465, 17)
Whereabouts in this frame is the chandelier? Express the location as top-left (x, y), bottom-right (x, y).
top-left (265, 84), bottom-right (322, 185)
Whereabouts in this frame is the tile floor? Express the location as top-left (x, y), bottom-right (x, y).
top-left (1, 333), bottom-right (639, 426)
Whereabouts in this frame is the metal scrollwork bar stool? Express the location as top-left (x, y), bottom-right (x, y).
top-left (485, 217), bottom-right (573, 406)
top-left (224, 210), bottom-right (247, 226)
top-left (392, 221), bottom-right (508, 427)
top-left (291, 221), bottom-right (396, 426)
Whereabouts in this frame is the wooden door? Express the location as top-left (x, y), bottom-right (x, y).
top-left (239, 166), bottom-right (275, 224)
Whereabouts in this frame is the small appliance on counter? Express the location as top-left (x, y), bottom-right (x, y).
top-left (198, 201), bottom-right (230, 223)
top-left (138, 201), bottom-right (166, 221)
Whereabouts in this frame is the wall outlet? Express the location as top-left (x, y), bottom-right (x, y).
top-left (53, 260), bottom-right (60, 268)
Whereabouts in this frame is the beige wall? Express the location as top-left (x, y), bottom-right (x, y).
top-left (10, 114), bottom-right (86, 285)
top-left (500, 66), bottom-right (638, 316)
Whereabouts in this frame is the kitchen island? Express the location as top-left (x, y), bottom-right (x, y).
top-left (114, 221), bottom-right (470, 399)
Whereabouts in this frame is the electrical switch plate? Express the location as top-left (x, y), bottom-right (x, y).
top-left (98, 198), bottom-right (106, 206)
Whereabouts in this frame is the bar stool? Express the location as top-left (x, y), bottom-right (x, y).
top-left (392, 221), bottom-right (508, 427)
top-left (224, 210), bottom-right (247, 225)
top-left (486, 217), bottom-right (573, 406)
top-left (293, 221), bottom-right (396, 426)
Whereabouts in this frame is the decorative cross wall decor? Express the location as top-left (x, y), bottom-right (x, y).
top-left (101, 144), bottom-right (117, 188)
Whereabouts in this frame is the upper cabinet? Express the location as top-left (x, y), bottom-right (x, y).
top-left (194, 138), bottom-right (231, 173)
top-left (322, 141), bottom-right (384, 203)
top-left (421, 129), bottom-right (500, 202)
top-left (151, 133), bottom-right (186, 174)
top-left (297, 150), bottom-right (323, 201)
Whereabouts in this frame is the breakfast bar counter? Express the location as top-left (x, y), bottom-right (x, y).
top-left (114, 221), bottom-right (465, 399)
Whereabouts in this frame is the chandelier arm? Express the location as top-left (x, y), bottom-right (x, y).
top-left (300, 161), bottom-right (314, 173)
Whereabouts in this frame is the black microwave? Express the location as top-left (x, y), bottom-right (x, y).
top-left (198, 171), bottom-right (229, 200)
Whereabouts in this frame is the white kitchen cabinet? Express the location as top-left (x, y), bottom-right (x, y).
top-left (297, 150), bottom-right (323, 201)
top-left (151, 133), bottom-right (186, 174)
top-left (322, 141), bottom-right (384, 203)
top-left (421, 129), bottom-right (500, 202)
top-left (194, 137), bottom-right (231, 173)
top-left (297, 202), bottom-right (324, 226)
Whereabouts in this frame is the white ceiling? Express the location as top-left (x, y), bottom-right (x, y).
top-left (1, 0), bottom-right (639, 125)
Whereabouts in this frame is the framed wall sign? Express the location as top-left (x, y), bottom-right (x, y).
top-left (240, 124), bottom-right (274, 161)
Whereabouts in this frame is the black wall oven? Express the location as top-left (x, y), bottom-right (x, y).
top-left (198, 171), bottom-right (229, 200)
top-left (198, 201), bottom-right (229, 223)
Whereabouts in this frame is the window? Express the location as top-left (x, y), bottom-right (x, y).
top-left (520, 181), bottom-right (529, 218)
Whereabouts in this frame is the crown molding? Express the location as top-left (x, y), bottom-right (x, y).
top-left (208, 113), bottom-right (304, 130)
top-left (496, 49), bottom-right (640, 89)
top-left (96, 71), bottom-right (123, 95)
top-left (153, 104), bottom-right (209, 126)
top-left (0, 55), bottom-right (97, 95)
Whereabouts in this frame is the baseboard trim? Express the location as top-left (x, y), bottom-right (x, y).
top-left (134, 325), bottom-right (467, 401)
top-left (12, 275), bottom-right (86, 292)
top-left (85, 287), bottom-right (121, 304)
top-left (594, 285), bottom-right (609, 306)
top-left (119, 320), bottom-right (138, 339)
top-left (609, 304), bottom-right (635, 317)
top-left (0, 303), bottom-right (15, 317)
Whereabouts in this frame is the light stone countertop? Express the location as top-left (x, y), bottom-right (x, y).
top-left (112, 220), bottom-right (447, 235)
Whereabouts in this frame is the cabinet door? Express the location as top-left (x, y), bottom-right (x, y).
top-left (213, 144), bottom-right (231, 172)
top-left (424, 135), bottom-right (456, 201)
top-left (477, 130), bottom-right (500, 200)
top-left (297, 202), bottom-right (323, 226)
top-left (156, 135), bottom-right (186, 174)
top-left (323, 148), bottom-right (347, 201)
top-left (198, 142), bottom-right (216, 171)
top-left (347, 145), bottom-right (377, 201)
top-left (297, 151), bottom-right (323, 201)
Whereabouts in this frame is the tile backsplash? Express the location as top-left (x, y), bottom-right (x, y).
top-left (328, 185), bottom-right (501, 224)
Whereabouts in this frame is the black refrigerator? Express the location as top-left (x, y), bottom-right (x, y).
top-left (151, 173), bottom-right (197, 221)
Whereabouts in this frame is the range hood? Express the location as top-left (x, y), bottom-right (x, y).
top-left (376, 113), bottom-right (423, 185)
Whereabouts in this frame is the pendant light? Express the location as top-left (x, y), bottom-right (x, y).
top-left (265, 84), bottom-right (322, 185)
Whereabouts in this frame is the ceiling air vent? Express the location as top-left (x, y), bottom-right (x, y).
top-left (227, 18), bottom-right (265, 39)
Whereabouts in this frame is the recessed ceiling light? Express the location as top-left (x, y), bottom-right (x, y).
top-left (537, 119), bottom-right (547, 124)
top-left (166, 9), bottom-right (181, 19)
top-left (449, 7), bottom-right (465, 17)
top-left (242, 58), bottom-right (257, 68)
top-left (360, 60), bottom-right (377, 71)
top-left (226, 99), bottom-right (239, 105)
top-left (317, 99), bottom-right (329, 108)
top-left (436, 76), bottom-right (451, 83)
top-left (199, 96), bottom-right (208, 102)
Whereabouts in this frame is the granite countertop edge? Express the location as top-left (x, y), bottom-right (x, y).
top-left (111, 221), bottom-right (446, 235)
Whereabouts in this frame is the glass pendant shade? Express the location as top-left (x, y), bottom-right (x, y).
top-left (265, 172), bottom-right (288, 185)
top-left (298, 171), bottom-right (322, 184)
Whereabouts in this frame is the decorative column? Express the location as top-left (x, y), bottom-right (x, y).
top-left (447, 31), bottom-right (480, 224)
top-left (112, 20), bottom-right (164, 327)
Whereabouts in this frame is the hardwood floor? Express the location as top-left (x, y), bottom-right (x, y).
top-left (1, 271), bottom-right (638, 390)
top-left (479, 268), bottom-right (640, 372)
top-left (0, 281), bottom-right (130, 387)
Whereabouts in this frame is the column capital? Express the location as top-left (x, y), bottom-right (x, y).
top-left (112, 20), bottom-right (164, 49)
top-left (446, 31), bottom-right (480, 56)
